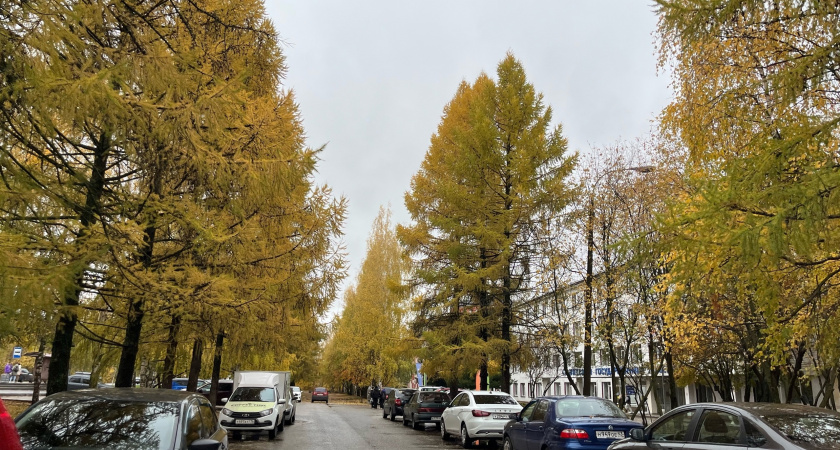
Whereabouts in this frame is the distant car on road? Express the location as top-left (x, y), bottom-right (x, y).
top-left (311, 387), bottom-right (329, 403)
top-left (15, 388), bottom-right (227, 450)
top-left (67, 372), bottom-right (106, 390)
top-left (16, 368), bottom-right (34, 383)
top-left (607, 402), bottom-right (840, 450)
top-left (291, 386), bottom-right (301, 402)
top-left (197, 379), bottom-right (234, 406)
top-left (504, 396), bottom-right (641, 450)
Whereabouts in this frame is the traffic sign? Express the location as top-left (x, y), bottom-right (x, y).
top-left (13, 347), bottom-right (22, 359)
top-left (626, 385), bottom-right (636, 396)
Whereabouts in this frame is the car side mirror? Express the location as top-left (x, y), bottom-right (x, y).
top-left (630, 428), bottom-right (645, 441)
top-left (278, 399), bottom-right (286, 404)
top-left (220, 398), bottom-right (228, 404)
top-left (188, 438), bottom-right (223, 450)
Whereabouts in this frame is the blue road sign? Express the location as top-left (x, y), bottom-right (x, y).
top-left (13, 347), bottom-right (22, 359)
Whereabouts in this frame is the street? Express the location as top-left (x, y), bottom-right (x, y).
top-left (229, 401), bottom-right (496, 450)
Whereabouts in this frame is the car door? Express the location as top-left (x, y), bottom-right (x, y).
top-left (507, 400), bottom-right (537, 449)
top-left (443, 393), bottom-right (466, 431)
top-left (525, 399), bottom-right (549, 450)
top-left (198, 400), bottom-right (227, 449)
top-left (684, 409), bottom-right (745, 450)
top-left (643, 408), bottom-right (697, 450)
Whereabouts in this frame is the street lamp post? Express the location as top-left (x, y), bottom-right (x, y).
top-left (582, 165), bottom-right (654, 397)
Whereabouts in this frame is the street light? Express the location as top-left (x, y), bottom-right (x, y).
top-left (582, 164), bottom-right (655, 397)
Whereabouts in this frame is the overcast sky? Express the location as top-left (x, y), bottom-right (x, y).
top-left (264, 1), bottom-right (672, 314)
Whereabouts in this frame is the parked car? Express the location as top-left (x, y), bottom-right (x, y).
top-left (419, 385), bottom-right (445, 392)
top-left (16, 368), bottom-right (34, 383)
top-left (172, 377), bottom-right (208, 390)
top-left (440, 390), bottom-right (522, 448)
top-left (403, 390), bottom-right (450, 430)
top-left (504, 396), bottom-right (642, 450)
top-left (15, 388), bottom-right (227, 450)
top-left (311, 387), bottom-right (329, 403)
top-left (67, 372), bottom-right (106, 390)
top-left (608, 402), bottom-right (840, 450)
top-left (383, 388), bottom-right (416, 421)
top-left (197, 379), bottom-right (234, 406)
top-left (290, 386), bottom-right (301, 402)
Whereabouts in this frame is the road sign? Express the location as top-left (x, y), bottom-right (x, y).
top-left (626, 385), bottom-right (636, 396)
top-left (13, 347), bottom-right (22, 359)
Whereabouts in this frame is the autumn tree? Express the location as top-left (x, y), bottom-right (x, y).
top-left (656, 0), bottom-right (840, 403)
top-left (399, 53), bottom-right (576, 393)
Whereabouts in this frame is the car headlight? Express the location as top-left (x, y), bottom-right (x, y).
top-left (259, 408), bottom-right (274, 417)
top-left (221, 408), bottom-right (234, 416)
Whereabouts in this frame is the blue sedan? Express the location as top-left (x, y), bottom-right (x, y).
top-left (503, 396), bottom-right (641, 450)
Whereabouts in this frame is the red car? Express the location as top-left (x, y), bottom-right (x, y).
top-left (311, 387), bottom-right (329, 403)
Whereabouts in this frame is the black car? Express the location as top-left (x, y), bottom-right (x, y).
top-left (198, 379), bottom-right (235, 406)
top-left (382, 388), bottom-right (417, 421)
top-left (67, 372), bottom-right (107, 390)
top-left (607, 402), bottom-right (840, 450)
top-left (403, 390), bottom-right (449, 430)
top-left (15, 388), bottom-right (227, 450)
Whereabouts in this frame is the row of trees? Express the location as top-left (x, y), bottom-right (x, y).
top-left (0, 0), bottom-right (345, 397)
top-left (323, 0), bottom-right (840, 411)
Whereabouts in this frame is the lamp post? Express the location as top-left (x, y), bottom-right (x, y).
top-left (582, 165), bottom-right (654, 397)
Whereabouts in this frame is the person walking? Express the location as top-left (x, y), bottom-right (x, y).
top-left (370, 386), bottom-right (381, 409)
top-left (3, 362), bottom-right (10, 382)
top-left (10, 363), bottom-right (20, 383)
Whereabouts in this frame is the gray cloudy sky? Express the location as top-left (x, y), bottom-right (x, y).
top-left (264, 1), bottom-right (671, 311)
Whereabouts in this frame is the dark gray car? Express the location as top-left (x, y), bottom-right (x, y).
top-left (382, 388), bottom-right (416, 421)
top-left (15, 388), bottom-right (228, 450)
top-left (607, 402), bottom-right (840, 450)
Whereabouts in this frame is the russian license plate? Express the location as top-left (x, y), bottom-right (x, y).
top-left (492, 414), bottom-right (511, 419)
top-left (431, 416), bottom-right (441, 421)
top-left (235, 419), bottom-right (255, 425)
top-left (596, 431), bottom-right (624, 439)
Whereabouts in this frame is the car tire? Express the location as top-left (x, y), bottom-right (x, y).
top-left (291, 412), bottom-right (296, 424)
top-left (503, 436), bottom-right (514, 450)
top-left (441, 420), bottom-right (450, 440)
top-left (285, 412), bottom-right (292, 425)
top-left (460, 423), bottom-right (473, 449)
top-left (390, 409), bottom-right (396, 421)
top-left (268, 424), bottom-right (277, 440)
top-left (412, 414), bottom-right (421, 430)
top-left (383, 407), bottom-right (388, 418)
top-left (403, 414), bottom-right (409, 426)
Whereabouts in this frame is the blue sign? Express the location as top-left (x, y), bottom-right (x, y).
top-left (626, 385), bottom-right (636, 396)
top-left (13, 347), bottom-right (22, 359)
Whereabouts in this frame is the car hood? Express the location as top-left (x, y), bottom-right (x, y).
top-left (225, 401), bottom-right (275, 412)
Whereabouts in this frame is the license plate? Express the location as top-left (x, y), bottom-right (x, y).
top-left (235, 419), bottom-right (255, 425)
top-left (596, 431), bottom-right (624, 439)
top-left (431, 416), bottom-right (441, 420)
top-left (492, 414), bottom-right (512, 419)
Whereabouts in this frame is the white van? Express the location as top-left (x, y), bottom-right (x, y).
top-left (218, 371), bottom-right (293, 440)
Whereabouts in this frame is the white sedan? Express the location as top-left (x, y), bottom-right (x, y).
top-left (440, 390), bottom-right (522, 448)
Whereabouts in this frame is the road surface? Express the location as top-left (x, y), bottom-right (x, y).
top-left (229, 401), bottom-right (496, 450)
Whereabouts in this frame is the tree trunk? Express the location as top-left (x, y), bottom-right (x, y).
top-left (210, 332), bottom-right (225, 406)
top-left (583, 197), bottom-right (594, 396)
top-left (31, 339), bottom-right (46, 403)
top-left (187, 339), bottom-right (203, 392)
top-left (161, 314), bottom-right (181, 389)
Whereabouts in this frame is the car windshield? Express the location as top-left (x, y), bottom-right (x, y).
top-left (760, 411), bottom-right (840, 449)
top-left (474, 395), bottom-right (518, 405)
top-left (16, 398), bottom-right (179, 450)
top-left (230, 387), bottom-right (275, 402)
top-left (555, 398), bottom-right (626, 418)
top-left (314, 388), bottom-right (327, 392)
top-left (419, 392), bottom-right (449, 403)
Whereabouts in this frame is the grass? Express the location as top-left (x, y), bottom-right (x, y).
top-left (4, 400), bottom-right (31, 418)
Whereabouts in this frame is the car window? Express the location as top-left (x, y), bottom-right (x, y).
top-left (758, 409), bottom-right (840, 449)
top-left (419, 392), bottom-right (449, 403)
top-left (473, 394), bottom-right (518, 405)
top-left (519, 401), bottom-right (538, 423)
top-left (17, 398), bottom-right (179, 450)
top-left (184, 401), bottom-right (203, 446)
top-left (744, 419), bottom-right (767, 447)
top-left (451, 393), bottom-right (466, 406)
top-left (199, 402), bottom-right (217, 437)
top-left (532, 400), bottom-right (549, 422)
top-left (696, 410), bottom-right (741, 444)
top-left (459, 394), bottom-right (472, 406)
top-left (650, 410), bottom-right (695, 442)
top-left (555, 397), bottom-right (627, 418)
top-left (230, 387), bottom-right (276, 402)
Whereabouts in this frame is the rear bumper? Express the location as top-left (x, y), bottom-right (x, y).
top-left (312, 396), bottom-right (329, 402)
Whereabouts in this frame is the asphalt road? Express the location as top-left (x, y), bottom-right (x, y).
top-left (229, 401), bottom-right (498, 450)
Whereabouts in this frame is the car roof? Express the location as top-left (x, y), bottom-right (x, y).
top-left (40, 388), bottom-right (203, 404)
top-left (689, 402), bottom-right (840, 417)
top-left (466, 390), bottom-right (512, 395)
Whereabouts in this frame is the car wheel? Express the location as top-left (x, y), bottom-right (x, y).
top-left (441, 420), bottom-right (450, 440)
top-left (460, 423), bottom-right (473, 449)
top-left (503, 436), bottom-right (514, 450)
top-left (291, 412), bottom-right (296, 424)
top-left (383, 407), bottom-right (388, 418)
top-left (412, 414), bottom-right (421, 430)
top-left (268, 424), bottom-right (277, 440)
top-left (285, 411), bottom-right (292, 425)
top-left (390, 409), bottom-right (396, 421)
top-left (402, 414), bottom-right (409, 426)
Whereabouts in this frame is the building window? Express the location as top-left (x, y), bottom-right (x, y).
top-left (602, 382), bottom-right (612, 400)
top-left (590, 383), bottom-right (597, 397)
top-left (554, 382), bottom-right (561, 395)
top-left (520, 383), bottom-right (526, 397)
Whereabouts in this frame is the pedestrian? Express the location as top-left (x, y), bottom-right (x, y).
top-left (3, 362), bottom-right (10, 382)
top-left (10, 363), bottom-right (20, 383)
top-left (370, 385), bottom-right (381, 409)
top-left (379, 388), bottom-right (386, 408)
